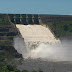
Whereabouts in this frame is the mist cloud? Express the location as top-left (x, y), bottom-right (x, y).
top-left (14, 37), bottom-right (72, 61)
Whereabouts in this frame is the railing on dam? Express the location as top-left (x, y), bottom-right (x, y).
top-left (8, 14), bottom-right (40, 25)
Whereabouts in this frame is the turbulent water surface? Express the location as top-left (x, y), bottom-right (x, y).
top-left (13, 24), bottom-right (72, 72)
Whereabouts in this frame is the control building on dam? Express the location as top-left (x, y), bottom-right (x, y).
top-left (8, 14), bottom-right (40, 25)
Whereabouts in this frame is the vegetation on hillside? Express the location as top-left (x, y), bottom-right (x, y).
top-left (0, 14), bottom-right (21, 71)
top-left (0, 64), bottom-right (43, 72)
top-left (0, 14), bottom-right (11, 26)
top-left (40, 15), bottom-right (72, 38)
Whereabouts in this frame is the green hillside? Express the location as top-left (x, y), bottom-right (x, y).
top-left (0, 14), bottom-right (22, 71)
top-left (40, 15), bottom-right (72, 38)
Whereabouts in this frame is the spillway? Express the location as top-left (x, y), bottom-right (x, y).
top-left (14, 24), bottom-right (72, 72)
top-left (16, 24), bottom-right (60, 48)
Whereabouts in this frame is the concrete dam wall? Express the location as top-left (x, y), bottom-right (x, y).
top-left (9, 14), bottom-right (40, 25)
top-left (9, 14), bottom-right (60, 48)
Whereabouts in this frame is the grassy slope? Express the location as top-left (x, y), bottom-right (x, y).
top-left (40, 15), bottom-right (72, 38)
top-left (0, 14), bottom-right (20, 71)
top-left (0, 14), bottom-right (11, 26)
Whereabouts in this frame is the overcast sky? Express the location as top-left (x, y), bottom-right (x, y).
top-left (0, 0), bottom-right (72, 15)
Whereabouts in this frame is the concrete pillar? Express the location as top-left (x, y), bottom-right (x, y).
top-left (38, 15), bottom-right (42, 24)
top-left (20, 18), bottom-right (21, 24)
top-left (26, 14), bottom-right (28, 24)
top-left (14, 15), bottom-right (16, 24)
top-left (20, 14), bottom-right (22, 24)
top-left (32, 14), bottom-right (34, 24)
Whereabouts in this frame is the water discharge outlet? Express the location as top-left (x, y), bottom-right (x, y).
top-left (14, 24), bottom-right (63, 61)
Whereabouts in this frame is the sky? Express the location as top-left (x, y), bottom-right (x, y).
top-left (0, 0), bottom-right (72, 15)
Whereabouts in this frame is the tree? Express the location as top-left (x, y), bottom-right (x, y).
top-left (6, 65), bottom-right (14, 71)
top-left (63, 25), bottom-right (69, 31)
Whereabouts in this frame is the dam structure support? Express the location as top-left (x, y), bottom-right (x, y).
top-left (9, 14), bottom-right (40, 25)
top-left (9, 14), bottom-right (60, 49)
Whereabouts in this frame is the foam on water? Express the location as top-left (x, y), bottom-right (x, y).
top-left (14, 24), bottom-right (72, 61)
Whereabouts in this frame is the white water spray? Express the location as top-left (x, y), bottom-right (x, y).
top-left (14, 37), bottom-right (72, 61)
top-left (14, 24), bottom-right (72, 61)
top-left (30, 41), bottom-right (72, 61)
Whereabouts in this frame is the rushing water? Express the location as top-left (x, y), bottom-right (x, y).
top-left (13, 24), bottom-right (72, 72)
top-left (14, 37), bottom-right (72, 61)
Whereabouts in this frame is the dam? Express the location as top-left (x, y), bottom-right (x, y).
top-left (9, 14), bottom-right (60, 49)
